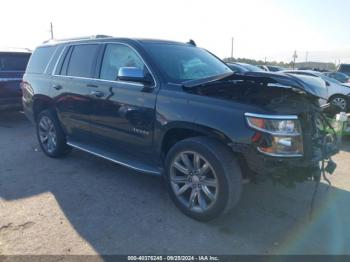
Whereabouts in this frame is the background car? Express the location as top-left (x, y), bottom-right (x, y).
top-left (259, 65), bottom-right (286, 72)
top-left (338, 63), bottom-right (350, 76)
top-left (0, 49), bottom-right (31, 112)
top-left (226, 62), bottom-right (264, 73)
top-left (323, 71), bottom-right (350, 84)
top-left (282, 70), bottom-right (350, 111)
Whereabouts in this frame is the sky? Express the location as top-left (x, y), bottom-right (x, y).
top-left (1, 0), bottom-right (349, 63)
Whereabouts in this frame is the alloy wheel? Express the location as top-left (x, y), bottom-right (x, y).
top-left (331, 97), bottom-right (347, 110)
top-left (38, 116), bottom-right (57, 153)
top-left (170, 151), bottom-right (218, 213)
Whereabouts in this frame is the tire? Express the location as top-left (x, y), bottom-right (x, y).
top-left (36, 109), bottom-right (70, 158)
top-left (164, 137), bottom-right (242, 221)
top-left (329, 95), bottom-right (348, 111)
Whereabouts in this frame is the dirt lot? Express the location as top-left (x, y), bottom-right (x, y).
top-left (0, 111), bottom-right (349, 255)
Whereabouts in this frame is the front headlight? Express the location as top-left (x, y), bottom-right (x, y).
top-left (245, 113), bottom-right (303, 157)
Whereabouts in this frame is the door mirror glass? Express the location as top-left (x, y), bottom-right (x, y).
top-left (118, 67), bottom-right (152, 84)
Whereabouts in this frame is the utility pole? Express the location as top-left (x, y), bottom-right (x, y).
top-left (292, 50), bottom-right (298, 69)
top-left (264, 57), bottom-right (267, 64)
top-left (305, 51), bottom-right (309, 62)
top-left (50, 22), bottom-right (54, 39)
top-left (231, 37), bottom-right (234, 60)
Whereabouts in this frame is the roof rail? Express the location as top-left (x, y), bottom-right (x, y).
top-left (43, 35), bottom-right (112, 44)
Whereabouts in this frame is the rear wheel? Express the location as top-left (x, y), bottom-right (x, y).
top-left (36, 109), bottom-right (70, 157)
top-left (164, 137), bottom-right (242, 221)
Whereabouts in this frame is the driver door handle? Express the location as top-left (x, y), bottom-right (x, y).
top-left (90, 90), bottom-right (105, 98)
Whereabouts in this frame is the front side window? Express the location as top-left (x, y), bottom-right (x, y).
top-left (142, 43), bottom-right (231, 83)
top-left (66, 44), bottom-right (99, 78)
top-left (100, 44), bottom-right (145, 81)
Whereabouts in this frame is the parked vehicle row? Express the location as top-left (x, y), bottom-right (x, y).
top-left (226, 62), bottom-right (350, 112)
top-left (282, 70), bottom-right (350, 111)
top-left (226, 62), bottom-right (264, 73)
top-left (21, 36), bottom-right (339, 221)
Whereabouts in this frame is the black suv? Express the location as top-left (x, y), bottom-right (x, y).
top-left (0, 50), bottom-right (31, 111)
top-left (22, 36), bottom-right (339, 221)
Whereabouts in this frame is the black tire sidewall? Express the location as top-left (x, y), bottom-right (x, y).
top-left (164, 137), bottom-right (240, 221)
top-left (330, 95), bottom-right (348, 111)
top-left (36, 109), bottom-right (68, 157)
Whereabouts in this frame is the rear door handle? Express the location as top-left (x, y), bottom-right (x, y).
top-left (90, 90), bottom-right (105, 98)
top-left (52, 84), bottom-right (62, 90)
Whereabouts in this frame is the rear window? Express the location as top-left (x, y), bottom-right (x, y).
top-left (65, 44), bottom-right (99, 78)
top-left (0, 53), bottom-right (31, 72)
top-left (26, 46), bottom-right (57, 74)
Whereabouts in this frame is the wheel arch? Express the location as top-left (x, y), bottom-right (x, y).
top-left (158, 122), bottom-right (233, 160)
top-left (32, 95), bottom-right (56, 122)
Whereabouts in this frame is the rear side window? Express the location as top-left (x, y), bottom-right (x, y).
top-left (26, 46), bottom-right (56, 74)
top-left (65, 44), bottom-right (99, 78)
top-left (0, 53), bottom-right (31, 71)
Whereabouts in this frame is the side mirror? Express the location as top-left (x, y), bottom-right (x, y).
top-left (117, 67), bottom-right (153, 85)
top-left (325, 81), bottom-right (330, 87)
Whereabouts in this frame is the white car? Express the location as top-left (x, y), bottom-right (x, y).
top-left (282, 70), bottom-right (350, 111)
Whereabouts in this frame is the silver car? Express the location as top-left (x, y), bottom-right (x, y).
top-left (282, 70), bottom-right (350, 111)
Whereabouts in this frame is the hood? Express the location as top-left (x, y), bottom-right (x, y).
top-left (183, 71), bottom-right (328, 100)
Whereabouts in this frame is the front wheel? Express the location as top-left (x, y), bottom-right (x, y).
top-left (330, 95), bottom-right (348, 111)
top-left (36, 109), bottom-right (70, 158)
top-left (164, 137), bottom-right (242, 221)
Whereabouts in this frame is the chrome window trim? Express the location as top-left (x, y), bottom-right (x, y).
top-left (51, 41), bottom-right (157, 88)
top-left (51, 45), bottom-right (67, 75)
top-left (51, 74), bottom-right (144, 87)
top-left (43, 46), bottom-right (59, 74)
top-left (67, 141), bottom-right (161, 175)
top-left (244, 112), bottom-right (298, 120)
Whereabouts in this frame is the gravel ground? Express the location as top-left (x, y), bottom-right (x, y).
top-left (0, 111), bottom-right (349, 255)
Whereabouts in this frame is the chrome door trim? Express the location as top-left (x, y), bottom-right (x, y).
top-left (67, 141), bottom-right (161, 175)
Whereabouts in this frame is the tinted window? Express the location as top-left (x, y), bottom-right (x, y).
top-left (26, 47), bottom-right (56, 74)
top-left (143, 43), bottom-right (231, 82)
top-left (333, 72), bottom-right (349, 82)
top-left (59, 47), bottom-right (73, 75)
top-left (100, 44), bottom-right (145, 81)
top-left (339, 64), bottom-right (350, 74)
top-left (0, 52), bottom-right (31, 72)
top-left (66, 44), bottom-right (99, 77)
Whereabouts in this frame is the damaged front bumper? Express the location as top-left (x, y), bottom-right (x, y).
top-left (239, 143), bottom-right (339, 186)
top-left (235, 111), bottom-right (340, 186)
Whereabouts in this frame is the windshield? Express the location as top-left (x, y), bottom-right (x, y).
top-left (143, 43), bottom-right (232, 83)
top-left (320, 74), bottom-right (343, 85)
